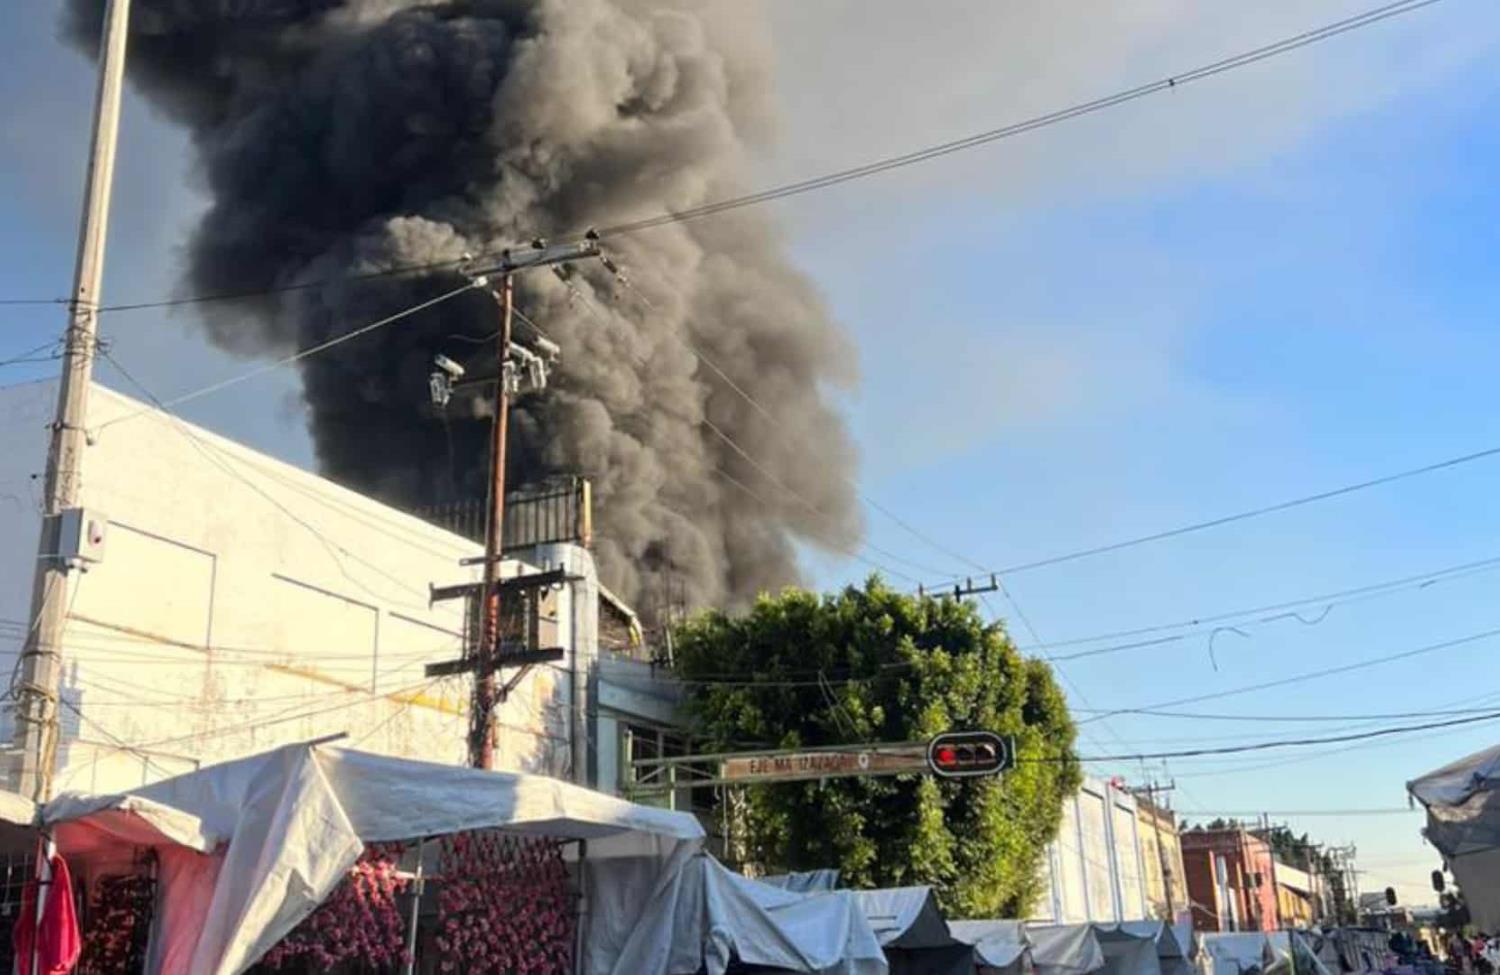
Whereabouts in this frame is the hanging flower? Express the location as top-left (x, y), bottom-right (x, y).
top-left (259, 843), bottom-right (411, 972)
top-left (435, 831), bottom-right (576, 974)
top-left (77, 870), bottom-right (156, 975)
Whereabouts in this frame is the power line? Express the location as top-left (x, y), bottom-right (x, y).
top-left (1065, 709), bottom-right (1500, 763)
top-left (1080, 624), bottom-right (1500, 724)
top-left (0, 2), bottom-right (1441, 326)
top-left (1036, 551), bottom-right (1500, 663)
top-left (96, 348), bottom-right (441, 613)
top-left (914, 441), bottom-right (1500, 586)
top-left (0, 256), bottom-right (477, 316)
top-left (1170, 706), bottom-right (1500, 780)
top-left (97, 281), bottom-right (476, 430)
top-left (1073, 704), bottom-right (1500, 723)
top-left (610, 276), bottom-right (978, 582)
top-left (0, 340), bottom-right (62, 370)
top-left (511, 299), bottom-right (939, 585)
top-left (591, 0), bottom-right (1443, 238)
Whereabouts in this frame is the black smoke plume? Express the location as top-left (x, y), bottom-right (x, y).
top-left (65, 0), bottom-right (862, 613)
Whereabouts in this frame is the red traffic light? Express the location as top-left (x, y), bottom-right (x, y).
top-left (926, 731), bottom-right (1014, 778)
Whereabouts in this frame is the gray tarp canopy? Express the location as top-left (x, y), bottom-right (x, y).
top-left (852, 887), bottom-right (973, 975)
top-left (948, 920), bottom-right (1030, 975)
top-left (1409, 743), bottom-right (1500, 930)
top-left (762, 870), bottom-right (843, 893)
top-left (614, 855), bottom-right (886, 975)
top-left (1027, 925), bottom-right (1109, 975)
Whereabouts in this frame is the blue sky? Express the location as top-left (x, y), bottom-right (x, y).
top-left (4, 0), bottom-right (1500, 904)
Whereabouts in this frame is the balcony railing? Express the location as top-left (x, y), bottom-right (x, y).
top-left (416, 477), bottom-right (592, 553)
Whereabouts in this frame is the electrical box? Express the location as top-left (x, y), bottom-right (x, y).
top-left (56, 508), bottom-right (107, 567)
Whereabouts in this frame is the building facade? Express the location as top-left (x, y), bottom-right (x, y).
top-left (1182, 827), bottom-right (1281, 932)
top-left (1137, 794), bottom-right (1191, 922)
top-left (1033, 776), bottom-right (1155, 923)
top-left (1275, 861), bottom-right (1319, 927)
top-left (0, 380), bottom-right (623, 795)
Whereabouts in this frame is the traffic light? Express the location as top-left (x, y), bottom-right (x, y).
top-left (926, 731), bottom-right (1015, 778)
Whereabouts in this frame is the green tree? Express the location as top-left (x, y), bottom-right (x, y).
top-left (672, 578), bottom-right (1081, 917)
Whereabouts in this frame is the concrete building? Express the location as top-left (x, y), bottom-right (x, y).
top-left (1033, 775), bottom-right (1156, 923)
top-left (0, 379), bottom-right (660, 796)
top-left (1137, 794), bottom-right (1191, 923)
top-left (1274, 861), bottom-right (1320, 927)
top-left (1182, 827), bottom-right (1281, 932)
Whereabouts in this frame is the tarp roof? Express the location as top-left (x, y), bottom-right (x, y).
top-left (762, 869), bottom-right (843, 893)
top-left (601, 854), bottom-right (886, 975)
top-left (1408, 742), bottom-right (1500, 929)
top-left (1028, 925), bottom-right (1109, 975)
top-left (1409, 743), bottom-right (1500, 808)
top-left (948, 920), bottom-right (1030, 974)
top-left (46, 741), bottom-right (705, 975)
top-left (854, 887), bottom-right (957, 950)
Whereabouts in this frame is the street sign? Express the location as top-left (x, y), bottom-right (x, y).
top-left (718, 744), bottom-right (929, 786)
top-left (926, 731), bottom-right (1015, 778)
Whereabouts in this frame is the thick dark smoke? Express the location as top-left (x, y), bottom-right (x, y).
top-left (65, 0), bottom-right (863, 613)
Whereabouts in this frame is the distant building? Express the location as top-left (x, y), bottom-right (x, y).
top-left (1137, 794), bottom-right (1191, 922)
top-left (1274, 860), bottom-right (1320, 927)
top-left (1182, 827), bottom-right (1280, 932)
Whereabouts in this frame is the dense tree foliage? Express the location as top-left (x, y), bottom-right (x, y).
top-left (672, 579), bottom-right (1081, 917)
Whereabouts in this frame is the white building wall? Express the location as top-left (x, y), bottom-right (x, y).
top-left (0, 380), bottom-right (594, 795)
top-left (1033, 775), bottom-right (1151, 923)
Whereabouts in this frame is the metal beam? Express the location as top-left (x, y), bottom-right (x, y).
top-left (424, 646), bottom-right (564, 678)
top-left (429, 567), bottom-right (574, 605)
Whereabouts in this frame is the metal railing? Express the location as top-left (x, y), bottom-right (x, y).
top-left (415, 477), bottom-right (592, 553)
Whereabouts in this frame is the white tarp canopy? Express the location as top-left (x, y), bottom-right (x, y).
top-left (0, 788), bottom-right (37, 856)
top-left (45, 741), bottom-right (706, 975)
top-left (1264, 931), bottom-right (1335, 975)
top-left (599, 853), bottom-right (887, 975)
top-left (948, 920), bottom-right (1030, 975)
top-left (852, 887), bottom-right (972, 975)
top-left (1201, 933), bottom-right (1278, 975)
top-left (1201, 931), bottom-right (1329, 975)
top-left (1409, 743), bottom-right (1500, 930)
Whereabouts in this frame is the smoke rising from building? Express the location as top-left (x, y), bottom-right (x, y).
top-left (65, 0), bottom-right (862, 612)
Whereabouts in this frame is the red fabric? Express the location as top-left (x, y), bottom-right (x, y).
top-left (13, 855), bottom-right (82, 975)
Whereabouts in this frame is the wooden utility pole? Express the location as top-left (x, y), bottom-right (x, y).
top-left (425, 240), bottom-right (599, 770)
top-left (15, 0), bottom-right (132, 803)
top-left (1140, 780), bottom-right (1178, 921)
top-left (470, 274), bottom-right (514, 769)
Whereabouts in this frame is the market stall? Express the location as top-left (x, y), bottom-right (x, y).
top-left (946, 920), bottom-right (1031, 975)
top-left (1026, 926), bottom-right (1108, 975)
top-left (853, 887), bottom-right (973, 975)
top-left (40, 741), bottom-right (705, 975)
top-left (1408, 744), bottom-right (1500, 931)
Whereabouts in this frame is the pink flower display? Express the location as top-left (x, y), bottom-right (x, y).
top-left (77, 872), bottom-right (155, 975)
top-left (434, 832), bottom-right (576, 975)
top-left (260, 843), bottom-right (411, 972)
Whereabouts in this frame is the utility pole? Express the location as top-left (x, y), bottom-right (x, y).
top-left (1139, 780), bottom-right (1178, 921)
top-left (15, 0), bottom-right (132, 803)
top-left (469, 272), bottom-right (515, 770)
top-left (425, 239), bottom-right (600, 771)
